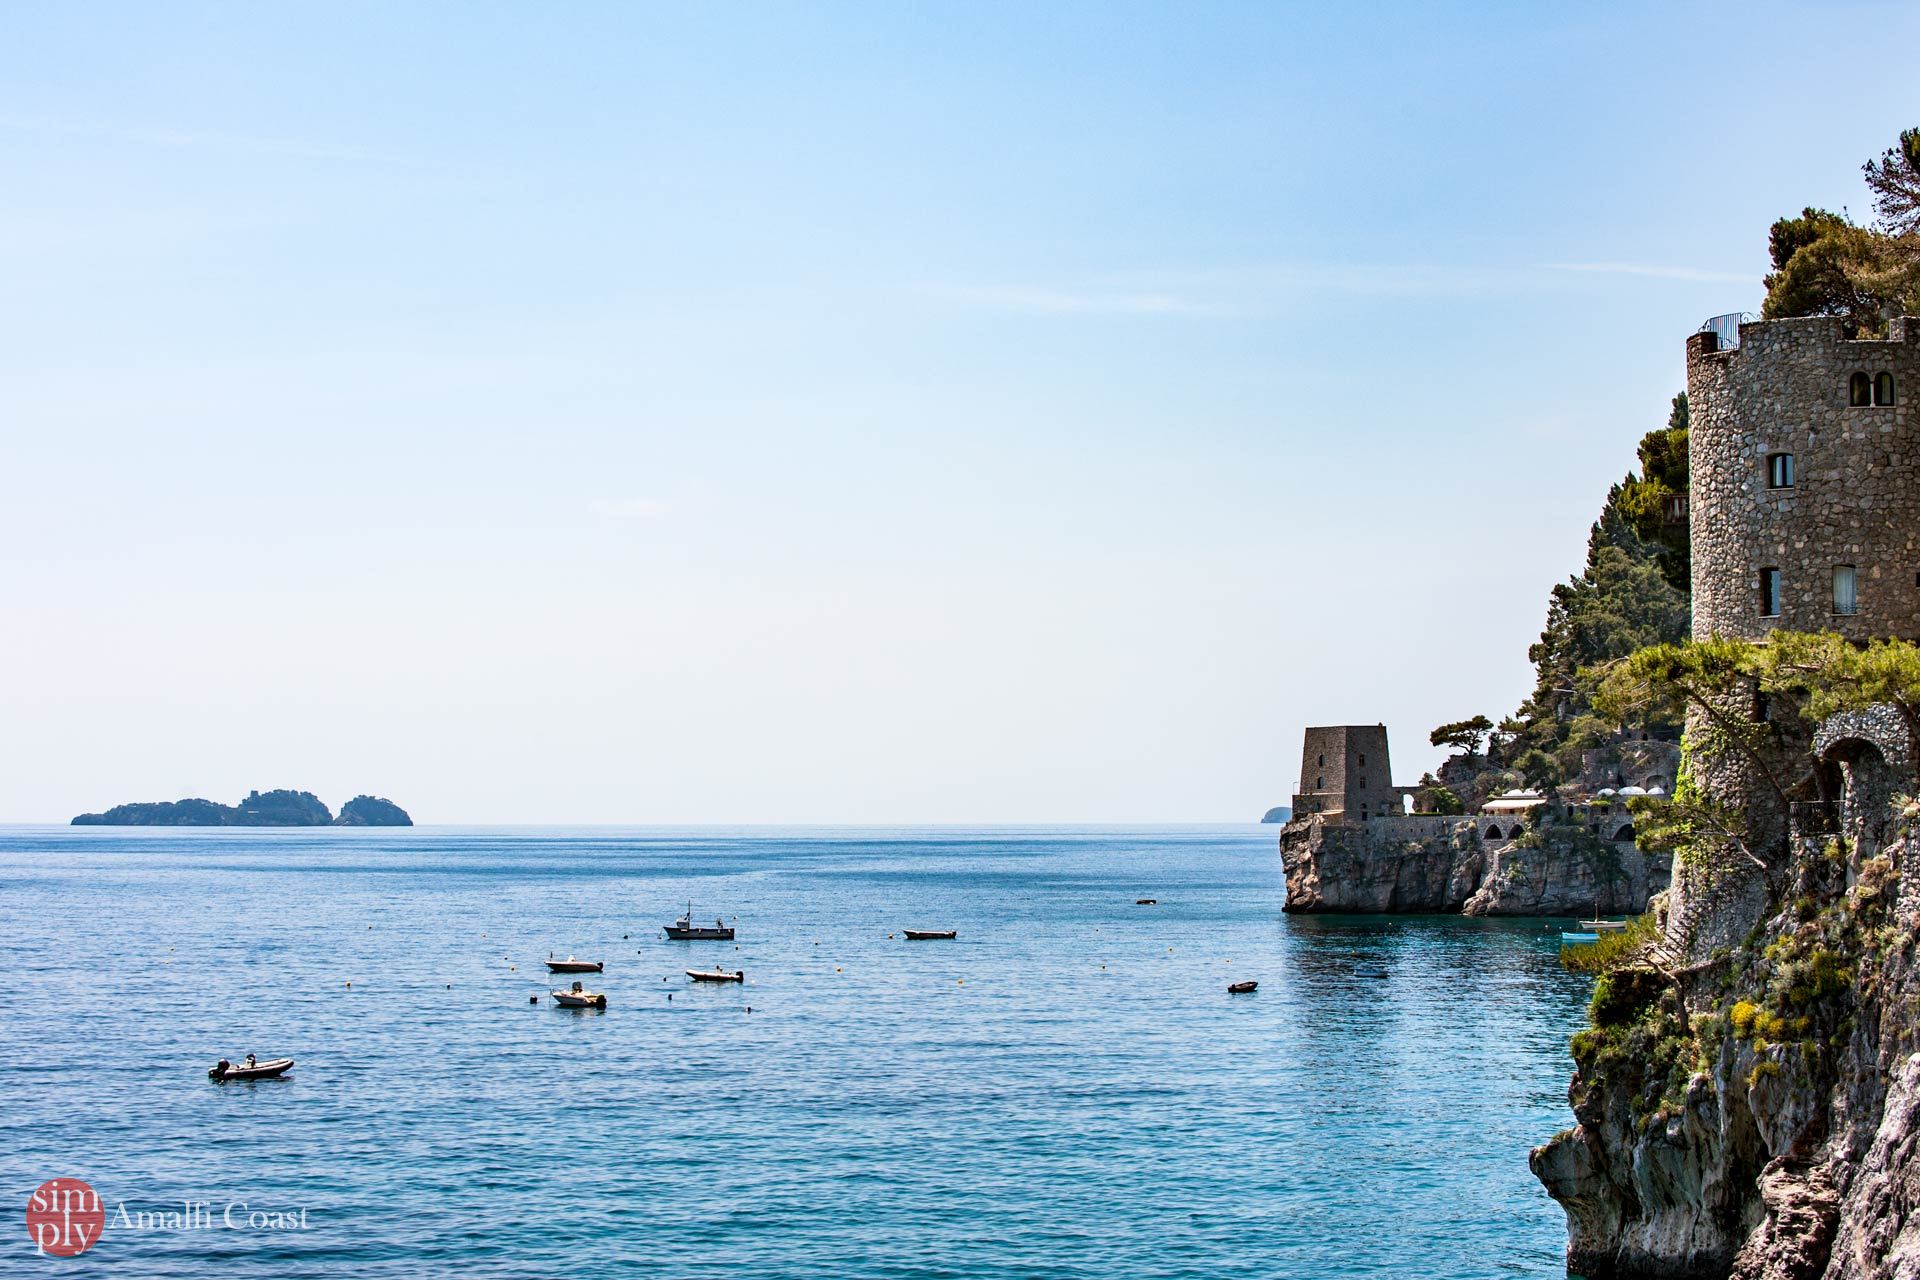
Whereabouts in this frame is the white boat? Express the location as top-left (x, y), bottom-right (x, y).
top-left (209, 1056), bottom-right (293, 1081)
top-left (546, 956), bottom-right (603, 974)
top-left (686, 968), bottom-right (745, 983)
top-left (1580, 919), bottom-right (1630, 932)
top-left (551, 981), bottom-right (607, 1008)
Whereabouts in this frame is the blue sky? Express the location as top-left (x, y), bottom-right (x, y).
top-left (3, 3), bottom-right (1916, 822)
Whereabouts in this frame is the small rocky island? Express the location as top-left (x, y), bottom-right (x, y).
top-left (72, 789), bottom-right (412, 827)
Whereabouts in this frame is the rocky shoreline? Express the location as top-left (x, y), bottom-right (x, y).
top-left (1280, 811), bottom-right (1670, 917)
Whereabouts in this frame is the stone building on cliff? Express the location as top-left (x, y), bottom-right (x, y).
top-left (1279, 723), bottom-right (1668, 916)
top-left (1672, 313), bottom-right (1920, 947)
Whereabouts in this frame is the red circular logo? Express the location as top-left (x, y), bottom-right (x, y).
top-left (25, 1179), bottom-right (103, 1256)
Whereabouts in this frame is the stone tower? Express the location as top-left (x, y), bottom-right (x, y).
top-left (1290, 725), bottom-right (1399, 823)
top-left (1687, 315), bottom-right (1920, 642)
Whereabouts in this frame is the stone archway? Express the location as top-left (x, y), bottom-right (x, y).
top-left (1611, 822), bottom-right (1636, 842)
top-left (1483, 824), bottom-right (1503, 841)
top-left (1813, 708), bottom-right (1917, 859)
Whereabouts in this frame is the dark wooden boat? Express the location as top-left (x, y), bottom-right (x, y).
top-left (687, 968), bottom-right (745, 983)
top-left (209, 1057), bottom-right (294, 1081)
top-left (546, 957), bottom-right (603, 974)
top-left (1136, 898), bottom-right (1157, 905)
top-left (664, 902), bottom-right (735, 941)
top-left (1227, 980), bottom-right (1258, 994)
top-left (551, 981), bottom-right (607, 1009)
top-left (902, 929), bottom-right (957, 940)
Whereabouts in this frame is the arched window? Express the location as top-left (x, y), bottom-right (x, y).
top-left (1850, 372), bottom-right (1873, 405)
top-left (1484, 824), bottom-right (1503, 840)
top-left (1876, 372), bottom-right (1896, 406)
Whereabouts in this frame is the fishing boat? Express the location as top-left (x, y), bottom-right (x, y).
top-left (551, 981), bottom-right (607, 1009)
top-left (546, 957), bottom-right (603, 974)
top-left (209, 1056), bottom-right (294, 1081)
top-left (1580, 919), bottom-right (1630, 932)
top-left (1227, 980), bottom-right (1258, 994)
top-left (902, 929), bottom-right (957, 940)
top-left (664, 903), bottom-right (735, 941)
top-left (686, 968), bottom-right (745, 983)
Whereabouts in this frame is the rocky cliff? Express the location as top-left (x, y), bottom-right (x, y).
top-left (1531, 829), bottom-right (1920, 1278)
top-left (1280, 813), bottom-right (1669, 916)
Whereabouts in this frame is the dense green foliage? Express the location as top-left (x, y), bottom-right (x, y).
top-left (1761, 128), bottom-right (1920, 333)
top-left (1430, 397), bottom-right (1692, 800)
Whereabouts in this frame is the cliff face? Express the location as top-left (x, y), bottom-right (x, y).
top-left (1531, 836), bottom-right (1920, 1279)
top-left (1279, 813), bottom-right (1669, 916)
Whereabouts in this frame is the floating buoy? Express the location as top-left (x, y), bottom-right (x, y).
top-left (957, 979), bottom-right (964, 985)
top-left (345, 981), bottom-right (352, 988)
top-left (887, 933), bottom-right (894, 939)
top-left (623, 934), bottom-right (629, 940)
top-left (835, 967), bottom-right (842, 972)
top-left (745, 1006), bottom-right (751, 1013)
top-left (667, 993), bottom-right (673, 1001)
top-left (510, 966), bottom-right (515, 972)
top-left (530, 995), bottom-right (538, 1004)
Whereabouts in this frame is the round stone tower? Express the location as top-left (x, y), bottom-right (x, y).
top-left (1687, 315), bottom-right (1920, 642)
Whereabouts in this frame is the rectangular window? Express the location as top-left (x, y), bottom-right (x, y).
top-left (1767, 452), bottom-right (1794, 488)
top-left (1760, 567), bottom-right (1781, 617)
top-left (1834, 565), bottom-right (1858, 616)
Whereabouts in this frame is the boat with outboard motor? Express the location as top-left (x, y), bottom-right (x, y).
top-left (551, 981), bottom-right (607, 1009)
top-left (209, 1055), bottom-right (293, 1081)
top-left (686, 968), bottom-right (745, 983)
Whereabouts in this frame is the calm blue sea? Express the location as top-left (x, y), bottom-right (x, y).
top-left (0, 825), bottom-right (1590, 1278)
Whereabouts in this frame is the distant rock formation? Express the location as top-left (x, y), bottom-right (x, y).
top-left (335, 795), bottom-right (412, 826)
top-left (72, 789), bottom-right (410, 827)
top-left (1260, 806), bottom-right (1292, 824)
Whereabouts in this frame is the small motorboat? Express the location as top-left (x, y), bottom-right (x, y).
top-left (546, 957), bottom-right (603, 974)
top-left (551, 981), bottom-right (607, 1009)
top-left (902, 929), bottom-right (957, 941)
top-left (1580, 919), bottom-right (1629, 932)
top-left (664, 903), bottom-right (735, 941)
top-left (1136, 898), bottom-right (1157, 906)
top-left (687, 968), bottom-right (745, 983)
top-left (1561, 931), bottom-right (1601, 944)
top-left (1354, 967), bottom-right (1390, 979)
top-left (1227, 980), bottom-right (1258, 994)
top-left (209, 1056), bottom-right (294, 1081)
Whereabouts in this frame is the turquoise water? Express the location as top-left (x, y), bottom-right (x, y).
top-left (0, 826), bottom-right (1589, 1277)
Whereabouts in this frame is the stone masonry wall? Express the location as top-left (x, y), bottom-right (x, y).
top-left (1290, 724), bottom-right (1400, 821)
top-left (1688, 315), bottom-right (1920, 644)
